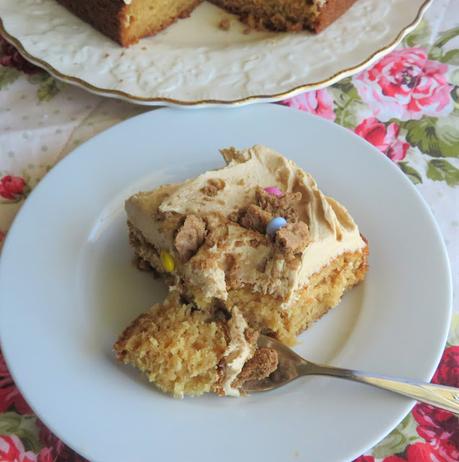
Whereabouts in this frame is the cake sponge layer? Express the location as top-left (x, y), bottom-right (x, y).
top-left (114, 293), bottom-right (227, 397)
top-left (229, 245), bottom-right (368, 345)
top-left (114, 293), bottom-right (278, 397)
top-left (119, 0), bottom-right (201, 46)
top-left (57, 0), bottom-right (201, 46)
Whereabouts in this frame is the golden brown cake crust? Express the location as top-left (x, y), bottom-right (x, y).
top-left (312, 0), bottom-right (358, 32)
top-left (56, 0), bottom-right (202, 46)
top-left (56, 0), bottom-right (126, 45)
top-left (210, 0), bottom-right (358, 33)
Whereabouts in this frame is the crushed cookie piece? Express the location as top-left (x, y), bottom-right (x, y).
top-left (255, 186), bottom-right (302, 221)
top-left (205, 222), bottom-right (229, 248)
top-left (200, 178), bottom-right (226, 197)
top-left (218, 17), bottom-right (231, 31)
top-left (220, 146), bottom-right (246, 163)
top-left (275, 222), bottom-right (310, 256)
top-left (249, 238), bottom-right (262, 248)
top-left (135, 256), bottom-right (153, 272)
top-left (232, 347), bottom-right (279, 388)
top-left (174, 215), bottom-right (206, 262)
top-left (244, 327), bottom-right (259, 346)
top-left (228, 211), bottom-right (239, 222)
top-left (238, 204), bottom-right (272, 233)
top-left (224, 254), bottom-right (242, 289)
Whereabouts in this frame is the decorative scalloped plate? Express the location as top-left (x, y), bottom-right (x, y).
top-left (0, 0), bottom-right (431, 106)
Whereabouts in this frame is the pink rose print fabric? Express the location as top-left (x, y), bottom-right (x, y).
top-left (0, 435), bottom-right (51, 462)
top-left (37, 422), bottom-right (87, 462)
top-left (0, 354), bottom-right (31, 414)
top-left (0, 350), bottom-right (88, 461)
top-left (0, 176), bottom-right (27, 202)
top-left (283, 40), bottom-right (459, 185)
top-left (411, 347), bottom-right (459, 462)
top-left (383, 442), bottom-right (445, 462)
top-left (281, 89), bottom-right (336, 121)
top-left (354, 118), bottom-right (409, 162)
top-left (0, 37), bottom-right (39, 74)
top-left (353, 48), bottom-right (453, 122)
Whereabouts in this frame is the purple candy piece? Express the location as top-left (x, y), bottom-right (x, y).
top-left (264, 186), bottom-right (283, 197)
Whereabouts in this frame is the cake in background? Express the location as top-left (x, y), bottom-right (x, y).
top-left (211, 0), bottom-right (358, 33)
top-left (56, 0), bottom-right (359, 46)
top-left (56, 0), bottom-right (200, 47)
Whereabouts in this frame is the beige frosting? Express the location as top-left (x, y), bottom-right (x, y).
top-left (221, 307), bottom-right (252, 397)
top-left (126, 145), bottom-right (366, 308)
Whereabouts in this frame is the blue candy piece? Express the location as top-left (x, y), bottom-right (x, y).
top-left (266, 217), bottom-right (287, 236)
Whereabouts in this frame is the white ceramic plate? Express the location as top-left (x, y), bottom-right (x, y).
top-left (0, 0), bottom-right (431, 106)
top-left (0, 105), bottom-right (452, 462)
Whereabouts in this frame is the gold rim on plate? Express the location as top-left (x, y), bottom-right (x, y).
top-left (0, 0), bottom-right (432, 107)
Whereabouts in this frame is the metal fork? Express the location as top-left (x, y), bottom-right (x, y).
top-left (242, 335), bottom-right (459, 414)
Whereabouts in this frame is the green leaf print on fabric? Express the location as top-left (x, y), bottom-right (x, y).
top-left (27, 73), bottom-right (61, 101)
top-left (0, 412), bottom-right (41, 453)
top-left (427, 159), bottom-right (459, 186)
top-left (404, 114), bottom-right (459, 159)
top-left (29, 72), bottom-right (60, 101)
top-left (404, 19), bottom-right (432, 48)
top-left (372, 414), bottom-right (419, 459)
top-left (433, 26), bottom-right (459, 49)
top-left (429, 26), bottom-right (459, 62)
top-left (399, 162), bottom-right (423, 184)
top-left (0, 66), bottom-right (20, 89)
top-left (440, 49), bottom-right (459, 65)
top-left (330, 79), bottom-right (362, 129)
top-left (37, 76), bottom-right (60, 102)
top-left (429, 46), bottom-right (443, 61)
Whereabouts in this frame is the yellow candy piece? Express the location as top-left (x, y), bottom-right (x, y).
top-left (160, 250), bottom-right (175, 273)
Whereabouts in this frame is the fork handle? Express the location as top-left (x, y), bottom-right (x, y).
top-left (302, 364), bottom-right (459, 414)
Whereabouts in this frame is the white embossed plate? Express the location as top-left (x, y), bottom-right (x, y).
top-left (0, 105), bottom-right (452, 462)
top-left (0, 0), bottom-right (431, 106)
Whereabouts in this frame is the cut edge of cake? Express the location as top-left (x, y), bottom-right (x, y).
top-left (113, 292), bottom-right (278, 398)
top-left (56, 0), bottom-right (202, 47)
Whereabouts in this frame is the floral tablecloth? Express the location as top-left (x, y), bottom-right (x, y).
top-left (1, 1), bottom-right (458, 461)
